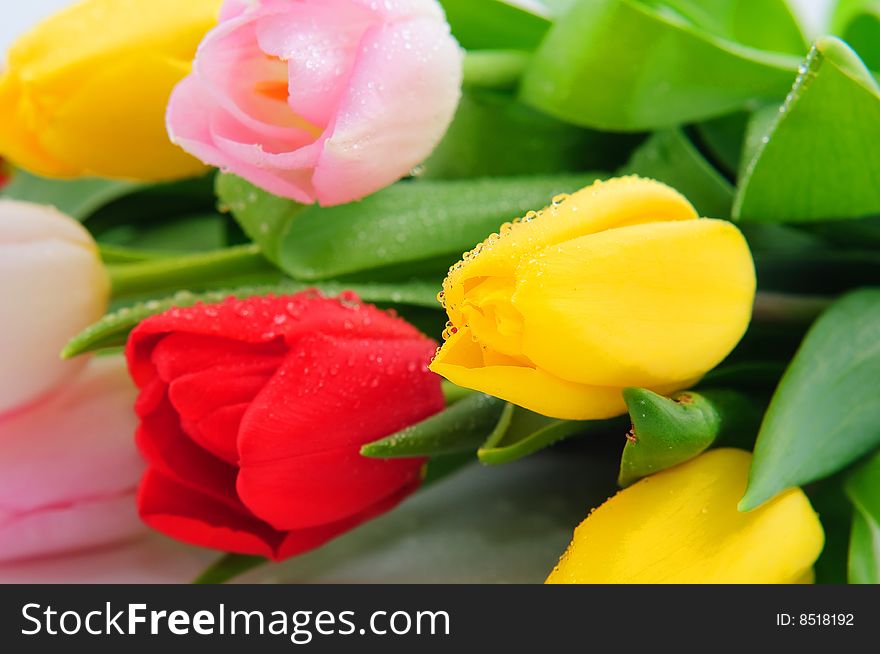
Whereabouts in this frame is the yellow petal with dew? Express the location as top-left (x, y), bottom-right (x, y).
top-left (546, 449), bottom-right (824, 584)
top-left (515, 219), bottom-right (755, 388)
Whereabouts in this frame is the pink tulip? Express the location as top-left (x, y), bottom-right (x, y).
top-left (166, 0), bottom-right (463, 206)
top-left (0, 356), bottom-right (145, 563)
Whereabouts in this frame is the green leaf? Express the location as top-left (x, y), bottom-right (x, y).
top-left (98, 212), bottom-right (228, 253)
top-left (477, 404), bottom-right (617, 465)
top-left (692, 111), bottom-right (749, 176)
top-left (63, 279), bottom-right (443, 358)
top-left (462, 50), bottom-right (529, 91)
top-left (741, 289), bottom-right (880, 510)
top-left (519, 0), bottom-right (799, 130)
top-left (848, 511), bottom-right (880, 583)
top-left (439, 0), bottom-right (551, 50)
top-left (845, 450), bottom-right (880, 583)
top-left (734, 37), bottom-right (880, 222)
top-left (619, 388), bottom-right (762, 486)
top-left (0, 169), bottom-right (139, 220)
top-left (361, 393), bottom-right (505, 458)
top-left (833, 0), bottom-right (880, 70)
top-left (218, 172), bottom-right (602, 281)
top-left (423, 90), bottom-right (633, 180)
top-left (620, 128), bottom-right (734, 217)
top-left (640, 0), bottom-right (808, 55)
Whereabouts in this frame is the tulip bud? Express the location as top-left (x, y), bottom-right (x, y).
top-left (0, 0), bottom-right (221, 180)
top-left (546, 449), bottom-right (824, 584)
top-left (166, 0), bottom-right (463, 205)
top-left (126, 291), bottom-right (444, 560)
top-left (0, 200), bottom-right (109, 415)
top-left (0, 356), bottom-right (144, 562)
top-left (430, 176), bottom-right (756, 420)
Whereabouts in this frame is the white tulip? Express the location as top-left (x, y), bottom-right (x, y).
top-left (0, 199), bottom-right (108, 414)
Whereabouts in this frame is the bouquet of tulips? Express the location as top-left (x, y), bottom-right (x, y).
top-left (0, 0), bottom-right (878, 585)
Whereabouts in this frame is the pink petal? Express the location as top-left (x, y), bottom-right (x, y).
top-left (0, 357), bottom-right (141, 514)
top-left (314, 16), bottom-right (462, 205)
top-left (0, 493), bottom-right (143, 563)
top-left (254, 0), bottom-right (374, 126)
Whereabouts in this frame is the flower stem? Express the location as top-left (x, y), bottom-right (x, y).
top-left (752, 291), bottom-right (833, 325)
top-left (107, 244), bottom-right (277, 299)
top-left (193, 554), bottom-right (266, 584)
top-left (462, 50), bottom-right (529, 91)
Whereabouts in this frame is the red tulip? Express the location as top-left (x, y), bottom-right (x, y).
top-left (126, 291), bottom-right (443, 560)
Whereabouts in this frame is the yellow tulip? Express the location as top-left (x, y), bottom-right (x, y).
top-left (546, 449), bottom-right (824, 584)
top-left (430, 176), bottom-right (756, 420)
top-left (0, 0), bottom-right (221, 180)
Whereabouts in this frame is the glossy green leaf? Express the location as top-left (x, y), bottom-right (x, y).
top-left (693, 111), bottom-right (749, 176)
top-left (640, 0), bottom-right (808, 55)
top-left (845, 450), bottom-right (880, 583)
top-left (519, 0), bottom-right (799, 130)
top-left (462, 50), bottom-right (528, 91)
top-left (619, 388), bottom-right (761, 486)
top-left (218, 172), bottom-right (601, 281)
top-left (439, 0), bottom-right (550, 50)
top-left (361, 393), bottom-right (505, 458)
top-left (424, 90), bottom-right (631, 180)
top-left (63, 279), bottom-right (442, 358)
top-left (741, 289), bottom-right (880, 510)
top-left (833, 0), bottom-right (880, 70)
top-left (477, 404), bottom-right (617, 465)
top-left (848, 511), bottom-right (880, 583)
top-left (0, 169), bottom-right (139, 220)
top-left (734, 37), bottom-right (880, 222)
top-left (620, 128), bottom-right (733, 217)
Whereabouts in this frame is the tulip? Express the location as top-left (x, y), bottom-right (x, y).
top-left (0, 356), bottom-right (145, 563)
top-left (126, 291), bottom-right (444, 560)
top-left (166, 0), bottom-right (463, 205)
top-left (0, 0), bottom-right (221, 180)
top-left (430, 176), bottom-right (756, 420)
top-left (0, 200), bottom-right (109, 415)
top-left (546, 449), bottom-right (824, 584)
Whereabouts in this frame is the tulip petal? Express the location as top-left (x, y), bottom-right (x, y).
top-left (274, 478), bottom-right (419, 560)
top-left (0, 202), bottom-right (108, 415)
top-left (187, 403), bottom-right (249, 464)
top-left (138, 469), bottom-right (282, 559)
top-left (515, 219), bottom-right (755, 388)
top-left (237, 333), bottom-right (439, 529)
top-left (255, 0), bottom-right (373, 126)
top-left (0, 357), bottom-right (141, 512)
top-left (128, 294), bottom-right (427, 386)
top-left (313, 16), bottom-right (463, 205)
top-left (136, 391), bottom-right (242, 512)
top-left (239, 445), bottom-right (424, 532)
top-left (430, 328), bottom-right (627, 420)
top-left (42, 52), bottom-right (207, 180)
top-left (546, 449), bottom-right (824, 584)
top-left (442, 177), bottom-right (699, 329)
top-left (0, 493), bottom-right (143, 563)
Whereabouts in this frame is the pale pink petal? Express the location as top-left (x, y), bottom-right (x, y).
top-left (0, 357), bottom-right (142, 516)
top-left (255, 0), bottom-right (374, 126)
top-left (0, 493), bottom-right (144, 563)
top-left (349, 0), bottom-right (445, 21)
top-left (0, 533), bottom-right (214, 583)
top-left (313, 17), bottom-right (462, 205)
top-left (195, 16), bottom-right (313, 142)
top-left (0, 201), bottom-right (108, 415)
